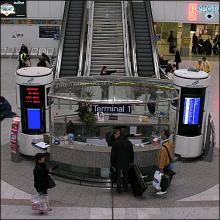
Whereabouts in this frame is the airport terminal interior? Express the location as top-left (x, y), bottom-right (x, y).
top-left (1, 0), bottom-right (219, 219)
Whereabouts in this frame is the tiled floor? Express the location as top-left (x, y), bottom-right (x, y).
top-left (1, 58), bottom-right (219, 219)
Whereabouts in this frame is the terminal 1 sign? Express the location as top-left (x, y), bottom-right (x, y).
top-left (92, 104), bottom-right (132, 114)
top-left (1, 0), bottom-right (26, 18)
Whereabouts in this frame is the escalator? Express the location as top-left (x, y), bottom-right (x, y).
top-left (128, 0), bottom-right (160, 78)
top-left (56, 1), bottom-right (85, 78)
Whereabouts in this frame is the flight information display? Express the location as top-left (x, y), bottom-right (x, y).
top-left (183, 97), bottom-right (201, 125)
top-left (27, 108), bottom-right (41, 130)
top-left (21, 86), bottom-right (44, 107)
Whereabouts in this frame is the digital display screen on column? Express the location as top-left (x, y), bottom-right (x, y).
top-left (183, 97), bottom-right (201, 125)
top-left (27, 108), bottom-right (41, 130)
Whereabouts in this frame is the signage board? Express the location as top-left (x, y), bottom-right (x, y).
top-left (39, 26), bottom-right (60, 39)
top-left (92, 104), bottom-right (132, 114)
top-left (1, 0), bottom-right (26, 18)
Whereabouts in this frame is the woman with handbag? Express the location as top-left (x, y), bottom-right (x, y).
top-left (33, 153), bottom-right (54, 212)
top-left (156, 129), bottom-right (175, 195)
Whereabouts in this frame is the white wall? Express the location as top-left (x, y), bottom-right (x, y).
top-left (151, 1), bottom-right (219, 24)
top-left (1, 25), bottom-right (60, 54)
top-left (26, 1), bottom-right (65, 19)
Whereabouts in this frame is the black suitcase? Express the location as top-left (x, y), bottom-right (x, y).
top-left (128, 164), bottom-right (147, 196)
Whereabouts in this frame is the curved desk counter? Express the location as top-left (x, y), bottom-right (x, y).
top-left (50, 141), bottom-right (160, 185)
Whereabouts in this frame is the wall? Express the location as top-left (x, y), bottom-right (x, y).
top-left (1, 1), bottom-right (65, 54)
top-left (1, 24), bottom-right (60, 54)
top-left (151, 1), bottom-right (219, 24)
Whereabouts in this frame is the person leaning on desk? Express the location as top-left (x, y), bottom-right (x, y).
top-left (66, 120), bottom-right (75, 144)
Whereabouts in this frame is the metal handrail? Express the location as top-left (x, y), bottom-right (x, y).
top-left (121, 1), bottom-right (132, 76)
top-left (77, 1), bottom-right (89, 77)
top-left (84, 1), bottom-right (94, 76)
top-left (127, 1), bottom-right (138, 77)
top-left (144, 0), bottom-right (160, 79)
top-left (55, 1), bottom-right (70, 79)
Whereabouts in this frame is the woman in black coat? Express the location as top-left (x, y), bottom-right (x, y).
top-left (33, 153), bottom-right (52, 211)
top-left (174, 50), bottom-right (181, 70)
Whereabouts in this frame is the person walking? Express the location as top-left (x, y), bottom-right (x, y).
top-left (111, 128), bottom-right (134, 193)
top-left (156, 129), bottom-right (175, 195)
top-left (167, 30), bottom-right (175, 54)
top-left (174, 50), bottom-right (181, 70)
top-left (192, 33), bottom-right (198, 54)
top-left (202, 57), bottom-right (211, 74)
top-left (33, 153), bottom-right (52, 212)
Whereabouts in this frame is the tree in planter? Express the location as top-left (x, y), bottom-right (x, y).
top-left (77, 103), bottom-right (96, 132)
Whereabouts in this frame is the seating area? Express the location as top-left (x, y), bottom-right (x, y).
top-left (1, 47), bottom-right (55, 58)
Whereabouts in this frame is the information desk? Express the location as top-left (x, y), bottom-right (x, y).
top-left (50, 141), bottom-right (160, 186)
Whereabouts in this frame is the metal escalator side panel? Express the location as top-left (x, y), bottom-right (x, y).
top-left (55, 1), bottom-right (69, 79)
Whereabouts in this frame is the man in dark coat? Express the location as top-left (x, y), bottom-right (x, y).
top-left (111, 128), bottom-right (134, 193)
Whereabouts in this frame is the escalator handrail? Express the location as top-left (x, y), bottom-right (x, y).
top-left (55, 1), bottom-right (70, 79)
top-left (144, 0), bottom-right (160, 79)
top-left (84, 1), bottom-right (94, 76)
top-left (77, 1), bottom-right (89, 77)
top-left (128, 1), bottom-right (138, 77)
top-left (121, 1), bottom-right (132, 76)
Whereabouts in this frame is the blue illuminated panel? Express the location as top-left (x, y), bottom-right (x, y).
top-left (183, 98), bottom-right (201, 125)
top-left (27, 108), bottom-right (41, 130)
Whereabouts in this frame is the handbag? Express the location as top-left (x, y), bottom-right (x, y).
top-left (109, 166), bottom-right (117, 184)
top-left (47, 174), bottom-right (56, 189)
top-left (152, 170), bottom-right (162, 190)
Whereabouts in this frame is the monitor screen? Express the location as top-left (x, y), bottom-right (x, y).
top-left (27, 108), bottom-right (41, 130)
top-left (183, 97), bottom-right (201, 125)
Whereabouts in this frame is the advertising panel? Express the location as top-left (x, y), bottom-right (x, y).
top-left (1, 0), bottom-right (26, 18)
top-left (10, 117), bottom-right (20, 153)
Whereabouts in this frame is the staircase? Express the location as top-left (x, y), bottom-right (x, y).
top-left (132, 1), bottom-right (155, 77)
top-left (90, 0), bottom-right (125, 75)
top-left (59, 1), bottom-right (84, 77)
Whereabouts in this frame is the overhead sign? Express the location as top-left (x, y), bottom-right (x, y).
top-left (92, 104), bottom-right (132, 114)
top-left (1, 0), bottom-right (26, 18)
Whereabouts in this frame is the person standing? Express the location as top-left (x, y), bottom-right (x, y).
top-left (19, 44), bottom-right (29, 55)
top-left (192, 33), bottom-right (198, 54)
top-left (33, 153), bottom-right (52, 212)
top-left (198, 34), bottom-right (204, 54)
top-left (202, 57), bottom-right (211, 74)
top-left (66, 120), bottom-right (75, 144)
top-left (174, 50), bottom-right (181, 70)
top-left (167, 30), bottom-right (175, 54)
top-left (37, 57), bottom-right (47, 67)
top-left (157, 129), bottom-right (174, 195)
top-left (195, 60), bottom-right (204, 71)
top-left (203, 38), bottom-right (212, 56)
top-left (111, 128), bottom-right (134, 193)
top-left (41, 53), bottom-right (51, 67)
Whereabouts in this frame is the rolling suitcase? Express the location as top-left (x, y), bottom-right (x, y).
top-left (128, 164), bottom-right (147, 196)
